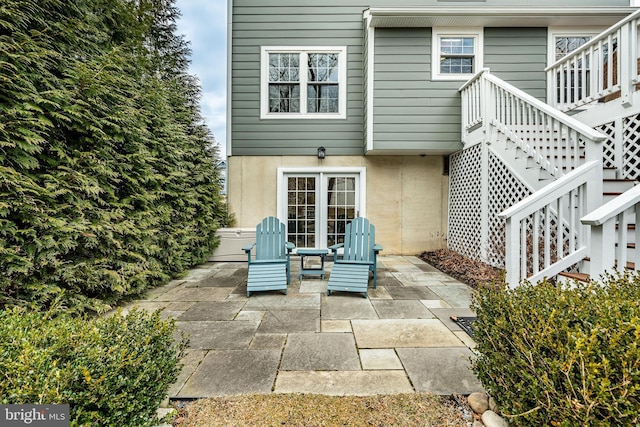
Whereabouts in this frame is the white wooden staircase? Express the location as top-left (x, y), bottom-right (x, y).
top-left (450, 9), bottom-right (640, 287)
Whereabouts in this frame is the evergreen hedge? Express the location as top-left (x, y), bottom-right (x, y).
top-left (0, 306), bottom-right (187, 426)
top-left (1, 0), bottom-right (225, 312)
top-left (472, 274), bottom-right (640, 426)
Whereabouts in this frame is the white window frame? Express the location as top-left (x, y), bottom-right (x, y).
top-left (276, 167), bottom-right (366, 249)
top-left (431, 28), bottom-right (483, 81)
top-left (261, 46), bottom-right (347, 119)
top-left (547, 28), bottom-right (602, 66)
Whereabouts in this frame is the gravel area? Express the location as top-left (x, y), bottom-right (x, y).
top-left (171, 393), bottom-right (471, 426)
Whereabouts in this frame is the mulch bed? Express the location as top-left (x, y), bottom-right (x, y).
top-left (418, 249), bottom-right (503, 289)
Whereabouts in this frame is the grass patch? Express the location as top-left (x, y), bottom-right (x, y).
top-left (171, 393), bottom-right (470, 426)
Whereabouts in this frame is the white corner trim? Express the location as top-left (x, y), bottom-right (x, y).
top-left (366, 26), bottom-right (375, 153)
top-left (226, 0), bottom-right (233, 157)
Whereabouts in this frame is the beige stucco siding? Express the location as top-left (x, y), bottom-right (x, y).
top-left (227, 155), bottom-right (448, 254)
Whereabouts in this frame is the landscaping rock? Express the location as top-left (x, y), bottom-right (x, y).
top-left (489, 395), bottom-right (499, 413)
top-left (472, 421), bottom-right (485, 427)
top-left (468, 391), bottom-right (490, 414)
top-left (482, 410), bottom-right (508, 427)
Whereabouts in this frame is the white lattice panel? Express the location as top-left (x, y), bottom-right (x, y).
top-left (448, 145), bottom-right (482, 261)
top-left (596, 120), bottom-right (616, 170)
top-left (487, 151), bottom-right (532, 267)
top-left (623, 113), bottom-right (640, 180)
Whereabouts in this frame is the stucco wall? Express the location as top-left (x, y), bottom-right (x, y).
top-left (227, 155), bottom-right (449, 254)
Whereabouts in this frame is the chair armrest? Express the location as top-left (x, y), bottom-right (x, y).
top-left (285, 242), bottom-right (295, 253)
top-left (373, 244), bottom-right (383, 253)
top-left (242, 243), bottom-right (255, 253)
top-left (328, 243), bottom-right (343, 253)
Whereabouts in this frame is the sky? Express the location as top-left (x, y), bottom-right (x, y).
top-left (175, 0), bottom-right (227, 157)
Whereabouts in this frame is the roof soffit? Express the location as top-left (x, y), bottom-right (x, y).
top-left (365, 7), bottom-right (638, 28)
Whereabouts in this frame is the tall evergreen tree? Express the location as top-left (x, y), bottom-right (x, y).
top-left (0, 0), bottom-right (224, 312)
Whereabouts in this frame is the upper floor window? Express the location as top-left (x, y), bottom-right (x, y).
top-left (432, 28), bottom-right (483, 81)
top-left (261, 47), bottom-right (347, 119)
top-left (548, 29), bottom-right (601, 65)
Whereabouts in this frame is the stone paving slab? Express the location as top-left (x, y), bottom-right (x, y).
top-left (321, 295), bottom-right (378, 319)
top-left (167, 349), bottom-right (208, 397)
top-left (178, 301), bottom-right (246, 321)
top-left (190, 269), bottom-right (247, 288)
top-left (257, 310), bottom-right (320, 333)
top-left (367, 286), bottom-right (393, 299)
top-left (249, 333), bottom-right (287, 350)
top-left (299, 280), bottom-right (327, 293)
top-left (420, 299), bottom-right (452, 309)
top-left (155, 286), bottom-right (235, 302)
top-left (117, 301), bottom-right (192, 316)
top-left (176, 320), bottom-right (260, 350)
top-left (428, 284), bottom-right (474, 308)
top-left (178, 349), bottom-right (281, 397)
top-left (385, 286), bottom-right (440, 300)
top-left (371, 300), bottom-right (435, 319)
top-left (243, 293), bottom-right (320, 310)
top-left (280, 333), bottom-right (361, 371)
top-left (396, 347), bottom-right (484, 395)
top-left (352, 319), bottom-right (465, 348)
top-left (320, 320), bottom-right (352, 333)
top-left (391, 272), bottom-right (451, 286)
top-left (274, 371), bottom-right (414, 395)
top-left (359, 349), bottom-right (404, 370)
top-left (235, 310), bottom-right (265, 322)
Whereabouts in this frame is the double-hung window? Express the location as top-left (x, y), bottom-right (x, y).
top-left (261, 47), bottom-right (347, 119)
top-left (432, 28), bottom-right (483, 81)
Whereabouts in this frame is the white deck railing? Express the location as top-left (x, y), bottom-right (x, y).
top-left (499, 162), bottom-right (603, 288)
top-left (546, 9), bottom-right (640, 111)
top-left (581, 184), bottom-right (640, 279)
top-left (460, 69), bottom-right (606, 177)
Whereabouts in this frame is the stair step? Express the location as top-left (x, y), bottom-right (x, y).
top-left (558, 271), bottom-right (590, 282)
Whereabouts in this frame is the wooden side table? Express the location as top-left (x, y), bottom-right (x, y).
top-left (297, 248), bottom-right (329, 280)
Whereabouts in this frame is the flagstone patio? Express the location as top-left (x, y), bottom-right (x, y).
top-left (123, 256), bottom-right (483, 398)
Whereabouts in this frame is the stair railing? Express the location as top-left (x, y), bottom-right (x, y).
top-left (499, 161), bottom-right (602, 288)
top-left (581, 184), bottom-right (640, 278)
top-left (460, 69), bottom-right (607, 288)
top-left (546, 9), bottom-right (640, 111)
top-left (460, 69), bottom-right (605, 179)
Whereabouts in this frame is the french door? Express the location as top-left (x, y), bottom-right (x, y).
top-left (284, 172), bottom-right (361, 249)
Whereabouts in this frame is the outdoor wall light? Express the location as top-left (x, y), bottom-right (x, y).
top-left (317, 146), bottom-right (326, 160)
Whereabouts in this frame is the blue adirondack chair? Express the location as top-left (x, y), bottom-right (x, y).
top-left (242, 216), bottom-right (295, 297)
top-left (327, 217), bottom-right (382, 298)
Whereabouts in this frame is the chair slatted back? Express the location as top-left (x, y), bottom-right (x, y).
top-left (255, 216), bottom-right (287, 261)
top-left (342, 217), bottom-right (375, 263)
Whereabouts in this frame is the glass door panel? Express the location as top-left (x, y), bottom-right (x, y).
top-left (287, 176), bottom-right (317, 248)
top-left (284, 173), bottom-right (359, 249)
top-left (326, 176), bottom-right (357, 247)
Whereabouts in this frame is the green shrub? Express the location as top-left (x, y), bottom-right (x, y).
top-left (0, 307), bottom-right (187, 427)
top-left (472, 273), bottom-right (640, 426)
